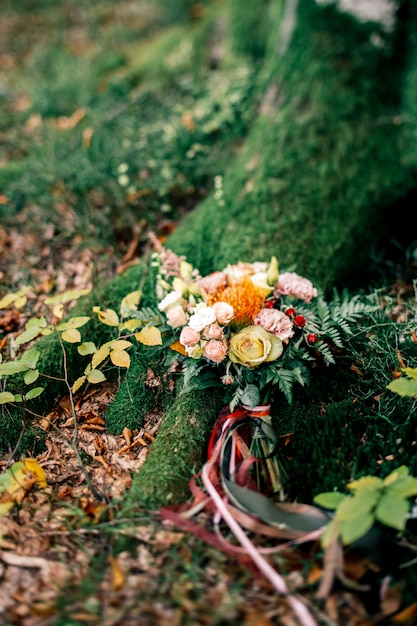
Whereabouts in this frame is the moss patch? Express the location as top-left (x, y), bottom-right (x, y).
top-left (126, 386), bottom-right (224, 507)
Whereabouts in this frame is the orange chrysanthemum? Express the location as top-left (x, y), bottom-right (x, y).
top-left (209, 277), bottom-right (265, 329)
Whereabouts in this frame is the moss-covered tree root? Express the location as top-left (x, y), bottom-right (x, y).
top-left (125, 388), bottom-right (224, 507)
top-left (105, 346), bottom-right (176, 434)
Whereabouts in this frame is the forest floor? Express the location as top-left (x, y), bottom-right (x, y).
top-left (1, 1), bottom-right (417, 625)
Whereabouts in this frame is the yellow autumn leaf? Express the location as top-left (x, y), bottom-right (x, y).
top-left (77, 342), bottom-right (97, 356)
top-left (91, 344), bottom-right (111, 369)
top-left (5, 468), bottom-right (26, 498)
top-left (110, 349), bottom-right (131, 368)
top-left (97, 308), bottom-right (120, 326)
top-left (0, 392), bottom-right (15, 404)
top-left (57, 316), bottom-right (90, 331)
top-left (44, 288), bottom-right (91, 305)
top-left (111, 556), bottom-right (126, 591)
top-left (120, 290), bottom-right (142, 317)
top-left (87, 369), bottom-right (106, 384)
top-left (72, 375), bottom-right (87, 394)
top-left (0, 501), bottom-right (13, 516)
top-left (120, 319), bottom-right (142, 332)
top-left (14, 295), bottom-right (27, 309)
top-left (347, 476), bottom-right (383, 491)
top-left (0, 293), bottom-right (18, 309)
top-left (23, 458), bottom-right (47, 488)
top-left (40, 327), bottom-right (53, 336)
top-left (169, 340), bottom-right (187, 356)
top-left (53, 303), bottom-right (65, 320)
top-left (61, 328), bottom-right (82, 343)
top-left (135, 326), bottom-right (163, 346)
top-left (0, 459), bottom-right (47, 507)
top-left (110, 339), bottom-right (132, 350)
top-left (0, 287), bottom-right (30, 310)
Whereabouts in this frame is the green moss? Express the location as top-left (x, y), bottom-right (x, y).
top-left (105, 346), bottom-right (175, 434)
top-left (400, 2), bottom-right (417, 172)
top-left (126, 387), bottom-right (224, 507)
top-left (229, 0), bottom-right (272, 59)
top-left (0, 405), bottom-right (45, 459)
top-left (278, 317), bottom-right (417, 504)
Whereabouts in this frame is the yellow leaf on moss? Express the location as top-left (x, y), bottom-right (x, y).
top-left (91, 344), bottom-right (111, 369)
top-left (61, 328), bottom-right (81, 343)
top-left (87, 369), bottom-right (106, 384)
top-left (111, 340), bottom-right (132, 350)
top-left (110, 349), bottom-right (131, 368)
top-left (135, 327), bottom-right (162, 346)
top-left (120, 290), bottom-right (142, 317)
top-left (120, 319), bottom-right (142, 332)
top-left (57, 316), bottom-right (90, 331)
top-left (97, 308), bottom-right (120, 326)
top-left (0, 392), bottom-right (15, 404)
top-left (53, 303), bottom-right (65, 320)
top-left (45, 288), bottom-right (90, 305)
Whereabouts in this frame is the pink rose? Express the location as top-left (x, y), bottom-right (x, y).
top-left (197, 271), bottom-right (227, 296)
top-left (179, 326), bottom-right (201, 347)
top-left (212, 301), bottom-right (234, 325)
top-left (166, 305), bottom-right (188, 329)
top-left (253, 308), bottom-right (294, 342)
top-left (203, 339), bottom-right (228, 363)
top-left (274, 272), bottom-right (318, 303)
top-left (203, 322), bottom-right (223, 339)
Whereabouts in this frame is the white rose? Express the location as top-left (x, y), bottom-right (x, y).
top-left (158, 291), bottom-right (184, 312)
top-left (188, 306), bottom-right (217, 332)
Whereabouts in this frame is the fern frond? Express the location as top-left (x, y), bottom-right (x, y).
top-left (315, 341), bottom-right (336, 364)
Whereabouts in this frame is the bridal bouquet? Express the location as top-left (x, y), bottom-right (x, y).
top-left (140, 241), bottom-right (380, 622)
top-left (144, 240), bottom-right (374, 412)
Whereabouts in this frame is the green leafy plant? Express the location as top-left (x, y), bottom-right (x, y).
top-left (0, 282), bottom-right (165, 408)
top-left (314, 465), bottom-right (417, 547)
